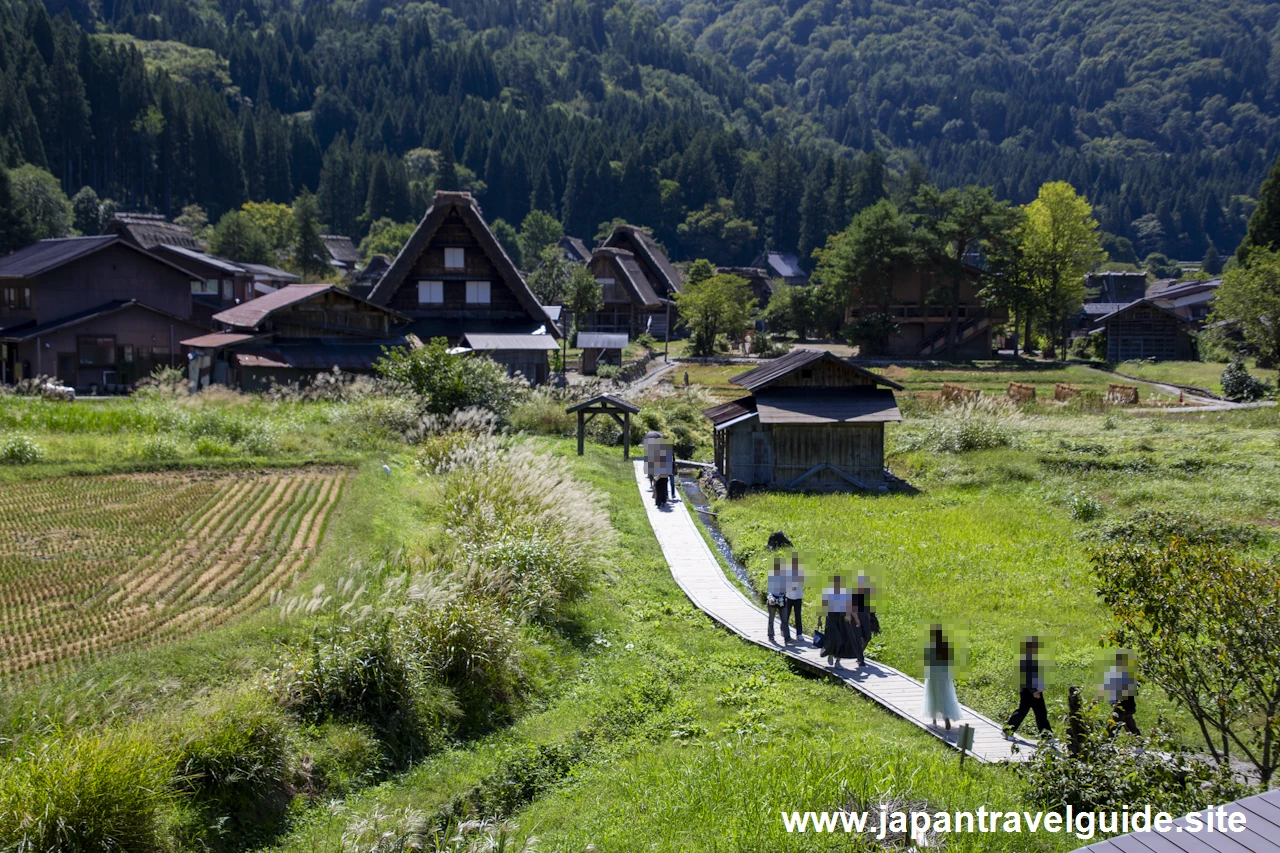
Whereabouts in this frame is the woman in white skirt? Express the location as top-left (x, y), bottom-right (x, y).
top-left (922, 624), bottom-right (962, 730)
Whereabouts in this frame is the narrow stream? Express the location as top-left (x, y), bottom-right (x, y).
top-left (677, 475), bottom-right (757, 595)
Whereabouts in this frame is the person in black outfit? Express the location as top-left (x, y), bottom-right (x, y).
top-left (1004, 635), bottom-right (1052, 738)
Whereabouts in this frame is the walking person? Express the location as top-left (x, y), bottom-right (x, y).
top-left (765, 558), bottom-right (787, 643)
top-left (1104, 651), bottom-right (1140, 737)
top-left (852, 573), bottom-right (878, 653)
top-left (819, 574), bottom-right (863, 668)
top-left (783, 553), bottom-right (805, 643)
top-left (646, 435), bottom-right (674, 508)
top-left (1004, 635), bottom-right (1052, 739)
top-left (922, 624), bottom-right (962, 731)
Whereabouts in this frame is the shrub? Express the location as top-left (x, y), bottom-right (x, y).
top-left (195, 437), bottom-right (234, 457)
top-left (273, 623), bottom-right (457, 766)
top-left (595, 363), bottom-right (622, 380)
top-left (463, 531), bottom-right (590, 620)
top-left (1068, 331), bottom-right (1105, 361)
top-left (0, 434), bottom-right (45, 464)
top-left (375, 337), bottom-right (526, 417)
top-left (397, 598), bottom-right (520, 736)
top-left (240, 422), bottom-right (280, 455)
top-left (0, 729), bottom-right (172, 853)
top-left (509, 388), bottom-right (575, 436)
top-left (1067, 489), bottom-right (1103, 521)
top-left (1020, 713), bottom-right (1252, 815)
top-left (1221, 357), bottom-right (1271, 401)
top-left (1096, 509), bottom-right (1262, 547)
top-left (138, 434), bottom-right (181, 460)
top-left (922, 418), bottom-right (1015, 452)
top-left (133, 365), bottom-right (190, 399)
top-left (171, 692), bottom-right (294, 849)
top-left (303, 722), bottom-right (385, 796)
top-left (634, 332), bottom-right (658, 351)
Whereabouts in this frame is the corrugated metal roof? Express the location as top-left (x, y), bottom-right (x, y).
top-left (704, 395), bottom-right (758, 426)
top-left (755, 389), bottom-right (901, 424)
top-left (0, 236), bottom-right (118, 279)
top-left (157, 244), bottom-right (246, 275)
top-left (181, 332), bottom-right (257, 348)
top-left (1075, 788), bottom-right (1280, 852)
top-left (767, 253), bottom-right (805, 279)
top-left (730, 349), bottom-right (905, 391)
top-left (213, 284), bottom-right (333, 328)
top-left (233, 342), bottom-right (404, 370)
top-left (577, 332), bottom-right (629, 350)
top-left (240, 263), bottom-right (300, 281)
top-left (463, 333), bottom-right (559, 351)
top-left (1082, 302), bottom-right (1133, 315)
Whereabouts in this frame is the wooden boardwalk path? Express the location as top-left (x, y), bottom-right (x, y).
top-left (633, 461), bottom-right (1033, 763)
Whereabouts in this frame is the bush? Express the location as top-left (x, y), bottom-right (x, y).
top-left (397, 598), bottom-right (520, 736)
top-left (0, 434), bottom-right (45, 464)
top-left (273, 623), bottom-right (457, 766)
top-left (375, 337), bottom-right (526, 417)
top-left (595, 363), bottom-right (622, 380)
top-left (463, 531), bottom-right (591, 620)
top-left (1020, 713), bottom-right (1252, 816)
top-left (1095, 509), bottom-right (1262, 547)
top-left (1067, 489), bottom-right (1103, 521)
top-left (1068, 332), bottom-right (1105, 362)
top-left (171, 692), bottom-right (294, 849)
top-left (1221, 357), bottom-right (1271, 401)
top-left (0, 729), bottom-right (172, 853)
top-left (634, 332), bottom-right (658, 351)
top-left (303, 722), bottom-right (385, 796)
top-left (138, 434), bottom-right (181, 460)
top-left (509, 388), bottom-right (575, 436)
top-left (922, 418), bottom-right (1015, 452)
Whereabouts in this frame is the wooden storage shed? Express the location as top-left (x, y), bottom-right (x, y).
top-left (703, 349), bottom-right (904, 491)
top-left (1100, 299), bottom-right (1194, 362)
top-left (577, 332), bottom-right (627, 375)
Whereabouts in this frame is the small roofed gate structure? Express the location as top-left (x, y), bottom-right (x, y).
top-left (568, 394), bottom-right (641, 459)
top-left (577, 332), bottom-right (627, 375)
top-left (703, 349), bottom-right (904, 491)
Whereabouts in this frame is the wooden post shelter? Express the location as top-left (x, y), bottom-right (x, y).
top-left (567, 394), bottom-right (641, 458)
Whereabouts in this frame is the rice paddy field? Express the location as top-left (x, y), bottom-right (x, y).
top-left (0, 468), bottom-right (347, 684)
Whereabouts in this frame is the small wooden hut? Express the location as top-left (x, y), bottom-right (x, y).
top-left (1100, 300), bottom-right (1194, 362)
top-left (577, 332), bottom-right (627, 375)
top-left (703, 349), bottom-right (904, 491)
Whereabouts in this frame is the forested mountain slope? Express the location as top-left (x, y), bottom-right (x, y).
top-left (2, 0), bottom-right (1277, 263)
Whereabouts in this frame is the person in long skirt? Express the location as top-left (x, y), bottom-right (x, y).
top-left (852, 574), bottom-right (876, 653)
top-left (922, 624), bottom-right (963, 730)
top-left (819, 574), bottom-right (863, 668)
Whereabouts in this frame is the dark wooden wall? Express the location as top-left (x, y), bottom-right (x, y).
top-left (1105, 306), bottom-right (1193, 361)
top-left (722, 420), bottom-right (885, 489)
top-left (272, 291), bottom-right (393, 338)
top-left (28, 244), bottom-right (195, 323)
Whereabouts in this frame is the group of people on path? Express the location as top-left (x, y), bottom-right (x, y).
top-left (762, 560), bottom-right (1141, 739)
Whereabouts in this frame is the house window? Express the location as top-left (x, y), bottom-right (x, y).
top-left (445, 248), bottom-right (465, 270)
top-left (466, 281), bottom-right (491, 304)
top-left (221, 280), bottom-right (233, 300)
top-left (123, 344), bottom-right (135, 363)
top-left (191, 280), bottom-right (218, 294)
top-left (417, 280), bottom-right (444, 304)
top-left (597, 277), bottom-right (623, 303)
top-left (78, 336), bottom-right (116, 367)
top-left (0, 287), bottom-right (28, 308)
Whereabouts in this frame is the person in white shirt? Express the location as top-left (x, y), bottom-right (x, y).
top-left (783, 554), bottom-right (805, 642)
top-left (818, 574), bottom-right (862, 668)
top-left (765, 558), bottom-right (787, 642)
top-left (1103, 651), bottom-right (1139, 736)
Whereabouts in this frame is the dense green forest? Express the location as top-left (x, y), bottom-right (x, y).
top-left (1, 0), bottom-right (1277, 264)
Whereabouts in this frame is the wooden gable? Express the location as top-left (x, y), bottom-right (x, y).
top-left (271, 290), bottom-right (396, 339)
top-left (369, 192), bottom-right (560, 337)
top-left (767, 358), bottom-right (879, 389)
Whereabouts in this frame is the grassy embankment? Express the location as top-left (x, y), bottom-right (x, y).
top-left (712, 398), bottom-right (1279, 744)
top-left (266, 441), bottom-right (1083, 853)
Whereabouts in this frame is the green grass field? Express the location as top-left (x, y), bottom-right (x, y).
top-left (267, 442), bottom-right (1079, 853)
top-left (1113, 358), bottom-right (1266, 395)
top-left (712, 403), bottom-right (1280, 743)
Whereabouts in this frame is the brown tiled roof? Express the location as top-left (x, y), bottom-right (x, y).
top-left (369, 191), bottom-right (562, 339)
top-left (181, 332), bottom-right (258, 348)
top-left (730, 349), bottom-right (904, 391)
top-left (107, 213), bottom-right (201, 250)
top-left (754, 388), bottom-right (902, 424)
